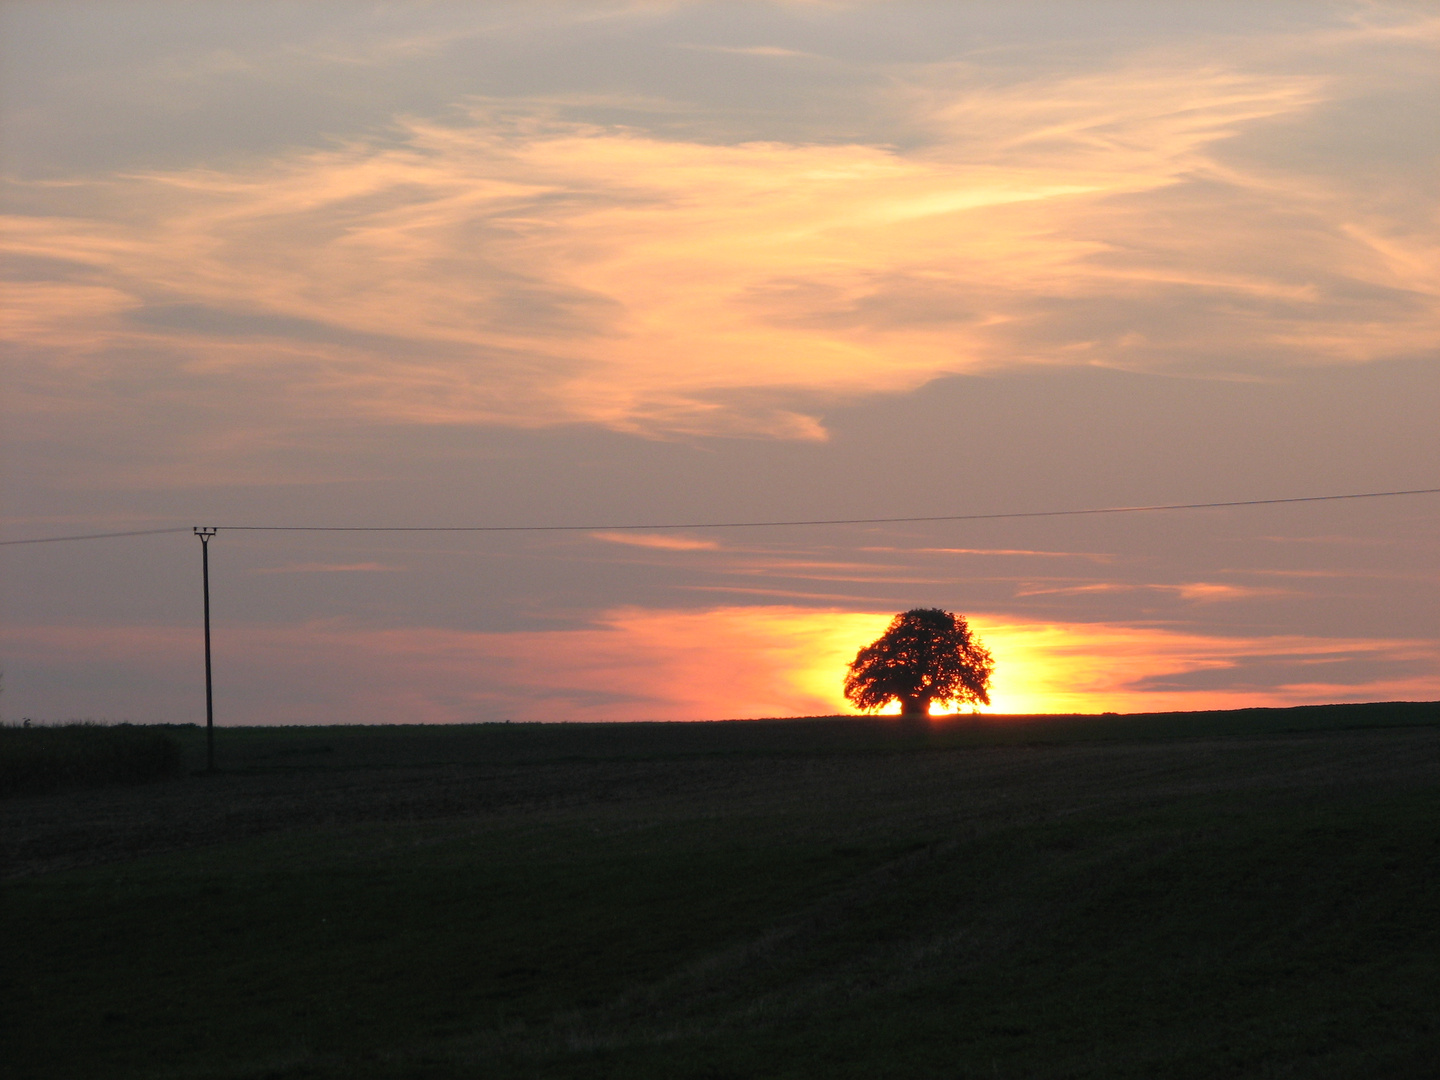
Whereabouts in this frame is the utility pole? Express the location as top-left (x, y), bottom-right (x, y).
top-left (195, 527), bottom-right (218, 772)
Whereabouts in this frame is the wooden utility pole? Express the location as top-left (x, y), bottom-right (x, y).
top-left (195, 527), bottom-right (217, 772)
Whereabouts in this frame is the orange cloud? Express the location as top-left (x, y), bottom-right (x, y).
top-left (1172, 582), bottom-right (1286, 602)
top-left (10, 45), bottom-right (1433, 451)
top-left (589, 532), bottom-right (720, 551)
top-left (885, 547), bottom-right (1112, 560)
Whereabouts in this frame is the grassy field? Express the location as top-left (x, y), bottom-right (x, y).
top-left (0, 722), bottom-right (182, 797)
top-left (4, 703), bottom-right (1439, 1078)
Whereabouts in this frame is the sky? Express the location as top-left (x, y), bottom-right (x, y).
top-left (1, 0), bottom-right (1437, 724)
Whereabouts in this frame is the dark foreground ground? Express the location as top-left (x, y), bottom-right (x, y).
top-left (5, 703), bottom-right (1440, 1079)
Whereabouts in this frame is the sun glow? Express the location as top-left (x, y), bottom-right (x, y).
top-left (9, 607), bottom-right (1435, 726)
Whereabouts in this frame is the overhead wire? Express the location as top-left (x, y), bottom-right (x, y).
top-left (212, 486), bottom-right (1440, 534)
top-left (0, 526), bottom-right (194, 546)
top-left (3, 486), bottom-right (1438, 546)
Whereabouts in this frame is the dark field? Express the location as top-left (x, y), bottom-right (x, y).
top-left (5, 703), bottom-right (1440, 1079)
top-left (0, 722), bottom-right (182, 798)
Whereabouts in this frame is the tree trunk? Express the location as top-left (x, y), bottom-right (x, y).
top-left (898, 694), bottom-right (930, 718)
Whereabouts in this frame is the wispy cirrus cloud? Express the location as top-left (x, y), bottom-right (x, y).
top-left (7, 31), bottom-right (1433, 456)
top-left (589, 532), bottom-right (720, 550)
top-left (1014, 581), bottom-right (1288, 602)
top-left (676, 43), bottom-right (818, 58)
top-left (867, 546), bottom-right (1116, 561)
top-left (251, 561), bottom-right (406, 574)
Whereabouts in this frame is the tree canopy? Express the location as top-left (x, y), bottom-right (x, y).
top-left (844, 608), bottom-right (994, 717)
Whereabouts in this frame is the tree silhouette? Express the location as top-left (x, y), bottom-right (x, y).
top-left (844, 608), bottom-right (994, 717)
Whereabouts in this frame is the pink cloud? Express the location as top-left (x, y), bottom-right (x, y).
top-left (250, 562), bottom-right (406, 574)
top-left (588, 532), bottom-right (720, 551)
top-left (11, 51), bottom-right (1428, 457)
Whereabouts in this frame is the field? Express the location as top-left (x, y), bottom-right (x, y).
top-left (0, 722), bottom-right (182, 797)
top-left (4, 703), bottom-right (1440, 1079)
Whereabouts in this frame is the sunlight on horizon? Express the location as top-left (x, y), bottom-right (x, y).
top-left (8, 605), bottom-right (1436, 725)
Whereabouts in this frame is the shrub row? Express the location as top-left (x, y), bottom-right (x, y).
top-left (0, 723), bottom-right (183, 797)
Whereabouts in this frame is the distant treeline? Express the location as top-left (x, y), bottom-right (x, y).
top-left (0, 723), bottom-right (184, 797)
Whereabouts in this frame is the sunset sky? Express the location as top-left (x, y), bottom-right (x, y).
top-left (2, 1), bottom-right (1437, 724)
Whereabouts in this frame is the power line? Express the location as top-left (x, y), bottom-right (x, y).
top-left (213, 486), bottom-right (1440, 534)
top-left (3, 486), bottom-right (1437, 546)
top-left (0, 526), bottom-right (192, 547)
